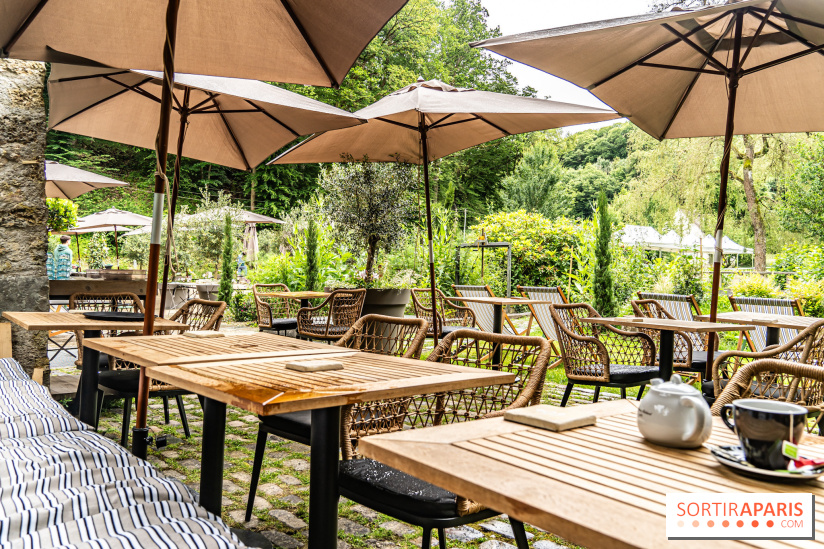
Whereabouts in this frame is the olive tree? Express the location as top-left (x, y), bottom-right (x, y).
top-left (321, 159), bottom-right (416, 285)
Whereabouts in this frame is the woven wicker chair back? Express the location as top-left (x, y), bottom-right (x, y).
top-left (517, 286), bottom-right (567, 341)
top-left (710, 359), bottom-right (824, 431)
top-left (453, 284), bottom-right (515, 335)
top-left (637, 291), bottom-right (705, 349)
top-left (252, 283), bottom-right (291, 328)
top-left (409, 288), bottom-right (475, 336)
top-left (169, 299), bottom-right (227, 332)
top-left (68, 292), bottom-right (146, 368)
top-left (335, 315), bottom-right (428, 358)
top-left (341, 329), bottom-right (550, 460)
top-left (297, 289), bottom-right (366, 340)
top-left (631, 299), bottom-right (694, 368)
top-left (729, 295), bottom-right (803, 351)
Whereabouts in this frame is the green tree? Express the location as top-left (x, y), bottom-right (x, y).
top-left (46, 198), bottom-right (78, 232)
top-left (304, 217), bottom-right (319, 292)
top-left (502, 134), bottom-right (565, 218)
top-left (592, 191), bottom-right (616, 317)
top-left (780, 135), bottom-right (824, 241)
top-left (218, 215), bottom-right (234, 305)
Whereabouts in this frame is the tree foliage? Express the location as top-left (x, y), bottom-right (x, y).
top-left (304, 217), bottom-right (319, 292)
top-left (502, 133), bottom-right (565, 218)
top-left (46, 198), bottom-right (78, 232)
top-left (779, 135), bottom-right (824, 241)
top-left (592, 191), bottom-right (616, 317)
top-left (218, 215), bottom-right (234, 305)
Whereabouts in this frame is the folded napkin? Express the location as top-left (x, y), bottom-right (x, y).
top-left (504, 404), bottom-right (596, 431)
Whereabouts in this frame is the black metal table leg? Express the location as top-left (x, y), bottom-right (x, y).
top-left (301, 298), bottom-right (310, 309)
top-left (492, 304), bottom-right (503, 364)
top-left (79, 329), bottom-right (101, 425)
top-left (658, 329), bottom-right (674, 380)
top-left (309, 406), bottom-right (341, 549)
top-left (199, 397), bottom-right (226, 515)
top-left (766, 326), bottom-right (780, 347)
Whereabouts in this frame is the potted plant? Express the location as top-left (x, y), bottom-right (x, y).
top-left (321, 159), bottom-right (416, 317)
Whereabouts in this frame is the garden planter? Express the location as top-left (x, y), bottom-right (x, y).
top-left (361, 288), bottom-right (411, 318)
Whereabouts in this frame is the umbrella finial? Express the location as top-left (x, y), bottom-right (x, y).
top-left (417, 76), bottom-right (425, 82)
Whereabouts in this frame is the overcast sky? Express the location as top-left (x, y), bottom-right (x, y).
top-left (480, 0), bottom-right (653, 131)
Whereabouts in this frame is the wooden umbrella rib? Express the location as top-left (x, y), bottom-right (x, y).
top-left (243, 100), bottom-right (300, 137)
top-left (659, 17), bottom-right (731, 139)
top-left (375, 117), bottom-right (418, 131)
top-left (661, 23), bottom-right (729, 74)
top-left (207, 92), bottom-right (252, 172)
top-left (589, 11), bottom-right (730, 89)
top-left (50, 78), bottom-right (153, 128)
top-left (101, 75), bottom-right (162, 105)
top-left (744, 14), bottom-right (824, 75)
top-left (636, 62), bottom-right (723, 75)
top-left (1, 0), bottom-right (50, 54)
top-left (427, 113), bottom-right (455, 129)
top-left (738, 0), bottom-right (778, 69)
top-left (474, 114), bottom-right (511, 136)
top-left (277, 0), bottom-right (338, 88)
top-left (744, 42), bottom-right (824, 76)
top-left (750, 7), bottom-right (824, 32)
top-left (50, 70), bottom-right (131, 83)
top-left (429, 117), bottom-right (479, 130)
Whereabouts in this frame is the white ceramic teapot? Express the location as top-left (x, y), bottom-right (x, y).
top-left (637, 374), bottom-right (712, 449)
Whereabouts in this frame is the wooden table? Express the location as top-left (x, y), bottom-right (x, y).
top-left (581, 316), bottom-right (753, 380)
top-left (2, 311), bottom-right (188, 424)
top-left (359, 399), bottom-right (824, 549)
top-left (696, 311), bottom-right (821, 348)
top-left (84, 332), bottom-right (515, 549)
top-left (268, 290), bottom-right (331, 309)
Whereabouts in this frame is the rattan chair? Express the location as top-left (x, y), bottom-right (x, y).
top-left (410, 287), bottom-right (476, 338)
top-left (550, 303), bottom-right (658, 406)
top-left (631, 298), bottom-right (709, 381)
top-left (703, 319), bottom-right (824, 407)
top-left (296, 288), bottom-right (366, 342)
top-left (710, 358), bottom-right (824, 433)
top-left (452, 284), bottom-right (534, 335)
top-left (244, 315), bottom-right (429, 521)
top-left (95, 299), bottom-right (227, 446)
top-left (517, 285), bottom-right (569, 367)
top-left (334, 329), bottom-right (550, 549)
top-left (253, 283), bottom-right (297, 335)
top-left (69, 292), bottom-right (145, 368)
top-left (729, 295), bottom-right (805, 352)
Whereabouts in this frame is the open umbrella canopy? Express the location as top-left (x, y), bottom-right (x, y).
top-left (48, 64), bottom-right (365, 171)
top-left (53, 225), bottom-right (131, 236)
top-left (186, 207), bottom-right (284, 224)
top-left (45, 160), bottom-right (128, 199)
top-left (2, 0), bottom-right (408, 87)
top-left (73, 208), bottom-right (152, 230)
top-left (473, 0), bottom-right (824, 140)
top-left (272, 78), bottom-right (618, 164)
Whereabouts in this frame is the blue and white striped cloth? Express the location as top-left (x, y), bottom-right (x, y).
top-left (0, 358), bottom-right (245, 548)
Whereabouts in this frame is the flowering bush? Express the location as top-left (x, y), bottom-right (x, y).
top-left (729, 273), bottom-right (781, 298)
top-left (228, 292), bottom-right (257, 323)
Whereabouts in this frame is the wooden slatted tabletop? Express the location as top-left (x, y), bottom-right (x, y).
top-left (83, 332), bottom-right (343, 367)
top-left (696, 311), bottom-right (821, 331)
top-left (2, 311), bottom-right (187, 332)
top-left (581, 315), bottom-right (753, 333)
top-left (359, 399), bottom-right (824, 549)
top-left (85, 333), bottom-right (516, 415)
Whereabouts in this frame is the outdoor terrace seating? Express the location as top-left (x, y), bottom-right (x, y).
top-left (550, 302), bottom-right (658, 406)
top-left (253, 283), bottom-right (298, 335)
top-left (96, 298), bottom-right (227, 446)
top-left (729, 295), bottom-right (805, 351)
top-left (337, 328), bottom-right (551, 549)
top-left (68, 291), bottom-right (145, 368)
top-left (453, 284), bottom-right (533, 335)
top-left (517, 285), bottom-right (568, 364)
top-left (410, 287), bottom-right (476, 338)
top-left (631, 298), bottom-right (708, 379)
top-left (296, 288), bottom-right (366, 342)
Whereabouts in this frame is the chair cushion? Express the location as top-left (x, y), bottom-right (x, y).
top-left (263, 318), bottom-right (298, 331)
top-left (98, 368), bottom-right (140, 393)
top-left (339, 458), bottom-right (459, 519)
top-left (260, 410), bottom-right (312, 443)
top-left (688, 350), bottom-right (709, 370)
top-left (439, 325), bottom-right (478, 336)
top-left (608, 364), bottom-right (660, 384)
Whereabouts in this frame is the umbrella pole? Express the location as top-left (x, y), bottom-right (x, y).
top-left (706, 12), bottom-right (742, 379)
top-left (114, 226), bottom-right (119, 268)
top-left (419, 113), bottom-right (439, 346)
top-left (159, 88), bottom-right (190, 318)
top-left (135, 0), bottom-right (181, 460)
top-left (75, 235), bottom-right (81, 267)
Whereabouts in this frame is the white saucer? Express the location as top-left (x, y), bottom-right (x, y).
top-left (710, 444), bottom-right (824, 483)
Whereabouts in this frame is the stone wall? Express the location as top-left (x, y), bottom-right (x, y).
top-left (0, 60), bottom-right (49, 384)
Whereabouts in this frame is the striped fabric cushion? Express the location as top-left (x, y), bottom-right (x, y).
top-left (0, 359), bottom-right (245, 548)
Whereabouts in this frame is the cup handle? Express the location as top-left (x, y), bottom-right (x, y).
top-left (721, 404), bottom-right (736, 431)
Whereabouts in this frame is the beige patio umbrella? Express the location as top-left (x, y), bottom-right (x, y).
top-left (273, 78), bottom-right (618, 341)
top-left (3, 0), bottom-right (408, 459)
top-left (45, 160), bottom-right (129, 199)
top-left (473, 0), bottom-right (824, 375)
top-left (69, 208), bottom-right (153, 267)
top-left (49, 63), bottom-right (362, 311)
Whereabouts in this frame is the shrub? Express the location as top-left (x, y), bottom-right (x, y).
top-left (471, 210), bottom-right (584, 290)
top-left (773, 243), bottom-right (824, 287)
top-left (670, 254), bottom-right (704, 301)
top-left (47, 198), bottom-right (78, 232)
top-left (729, 273), bottom-right (781, 298)
top-left (87, 233), bottom-right (110, 269)
top-left (592, 191), bottom-right (616, 317)
top-left (787, 278), bottom-right (824, 317)
top-left (229, 292), bottom-right (257, 322)
top-left (218, 215), bottom-right (235, 304)
top-left (304, 218), bottom-right (319, 292)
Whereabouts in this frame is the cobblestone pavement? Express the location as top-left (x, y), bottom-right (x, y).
top-left (58, 321), bottom-right (587, 549)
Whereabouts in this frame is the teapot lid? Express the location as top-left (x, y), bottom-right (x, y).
top-left (649, 374), bottom-right (698, 396)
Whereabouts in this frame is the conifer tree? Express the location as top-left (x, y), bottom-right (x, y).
top-left (593, 191), bottom-right (616, 317)
top-left (217, 215), bottom-right (234, 304)
top-left (305, 218), bottom-right (319, 292)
